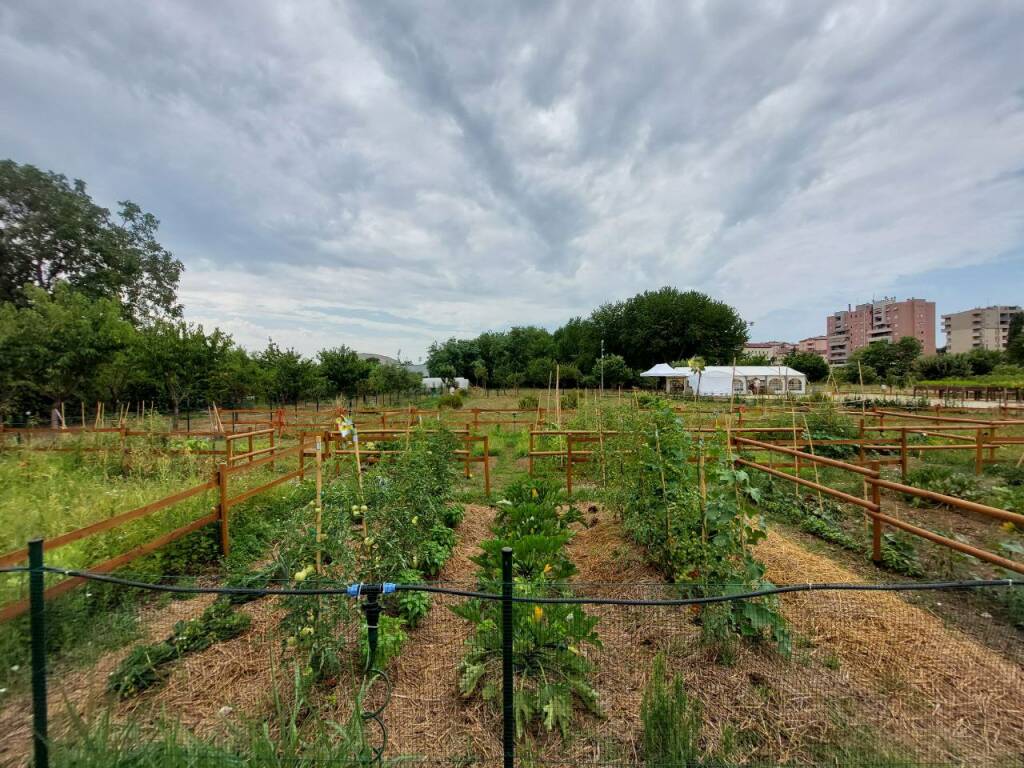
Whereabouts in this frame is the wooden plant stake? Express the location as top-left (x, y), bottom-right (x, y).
top-left (315, 436), bottom-right (324, 574)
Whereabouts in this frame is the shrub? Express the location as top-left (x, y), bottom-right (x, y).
top-left (802, 405), bottom-right (858, 459)
top-left (641, 654), bottom-right (702, 768)
top-left (438, 393), bottom-right (464, 409)
top-left (560, 391), bottom-right (578, 410)
top-left (880, 533), bottom-right (923, 577)
top-left (518, 394), bottom-right (539, 410)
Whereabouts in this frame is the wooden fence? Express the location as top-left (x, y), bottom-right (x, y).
top-left (0, 434), bottom-right (314, 622)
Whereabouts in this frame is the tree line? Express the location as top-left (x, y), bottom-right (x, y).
top-left (426, 287), bottom-right (750, 390)
top-left (0, 160), bottom-right (422, 426)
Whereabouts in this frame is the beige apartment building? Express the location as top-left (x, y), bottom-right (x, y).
top-left (796, 336), bottom-right (828, 357)
top-left (826, 297), bottom-right (935, 365)
top-left (942, 306), bottom-right (1022, 354)
top-left (742, 341), bottom-right (794, 363)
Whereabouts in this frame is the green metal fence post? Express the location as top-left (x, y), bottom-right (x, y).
top-left (501, 547), bottom-right (514, 768)
top-left (28, 538), bottom-right (49, 768)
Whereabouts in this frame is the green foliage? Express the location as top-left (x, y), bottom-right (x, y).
top-left (455, 480), bottom-right (601, 739)
top-left (519, 394), bottom-right (539, 410)
top-left (0, 159), bottom-right (183, 320)
top-left (782, 351), bottom-right (829, 382)
top-left (396, 568), bottom-right (432, 628)
top-left (904, 466), bottom-right (981, 506)
top-left (107, 600), bottom-right (251, 698)
top-left (879, 533), bottom-right (924, 577)
top-left (560, 391), bottom-right (579, 410)
top-left (1007, 313), bottom-right (1024, 365)
top-left (437, 392), bottom-right (464, 409)
top-left (317, 346), bottom-right (371, 398)
top-left (752, 477), bottom-right (858, 551)
top-left (360, 614), bottom-right (407, 669)
top-left (843, 337), bottom-right (922, 385)
top-left (641, 654), bottom-right (702, 768)
top-left (605, 406), bottom-right (790, 656)
top-left (801, 404), bottom-right (859, 458)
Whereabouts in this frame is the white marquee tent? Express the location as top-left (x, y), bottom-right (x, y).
top-left (642, 364), bottom-right (808, 396)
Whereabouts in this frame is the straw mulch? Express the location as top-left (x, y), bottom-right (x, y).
top-left (0, 593), bottom-right (217, 766)
top-left (373, 503), bottom-right (503, 762)
top-left (755, 528), bottom-right (1024, 764)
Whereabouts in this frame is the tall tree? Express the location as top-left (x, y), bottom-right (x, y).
top-left (0, 160), bottom-right (183, 320)
top-left (318, 346), bottom-right (369, 398)
top-left (134, 320), bottom-right (232, 427)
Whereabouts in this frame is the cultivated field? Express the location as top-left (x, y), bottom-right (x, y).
top-left (0, 389), bottom-right (1022, 767)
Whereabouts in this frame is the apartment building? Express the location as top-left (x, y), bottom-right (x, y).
top-left (742, 341), bottom-right (795, 363)
top-left (942, 305), bottom-right (1022, 354)
top-left (796, 336), bottom-right (828, 358)
top-left (826, 297), bottom-right (935, 365)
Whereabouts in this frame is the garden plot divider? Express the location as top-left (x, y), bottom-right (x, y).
top-left (6, 543), bottom-right (1024, 768)
top-left (731, 436), bottom-right (1024, 575)
top-left (0, 433), bottom-right (314, 622)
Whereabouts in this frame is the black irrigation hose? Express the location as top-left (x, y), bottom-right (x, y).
top-left (0, 565), bottom-right (1019, 606)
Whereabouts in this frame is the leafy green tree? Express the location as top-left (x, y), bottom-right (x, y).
top-left (471, 358), bottom-right (488, 389)
top-left (847, 337), bottom-right (922, 384)
top-left (782, 351), bottom-right (829, 382)
top-left (964, 348), bottom-right (1004, 375)
top-left (1007, 313), bottom-right (1024, 365)
top-left (599, 354), bottom-right (633, 387)
top-left (257, 341), bottom-right (320, 405)
top-left (525, 356), bottom-right (555, 387)
top-left (12, 284), bottom-right (133, 412)
top-left (914, 353), bottom-right (972, 381)
top-left (590, 287), bottom-right (747, 368)
top-left (133, 320), bottom-right (232, 427)
top-left (0, 160), bottom-right (183, 320)
top-left (318, 346), bottom-right (369, 398)
top-left (432, 362), bottom-right (458, 390)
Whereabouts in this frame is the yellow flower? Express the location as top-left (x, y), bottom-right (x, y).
top-left (411, 516), bottom-right (419, 525)
top-left (533, 606), bottom-right (544, 623)
top-left (543, 563), bottom-right (553, 576)
top-left (1001, 522), bottom-right (1016, 533)
top-left (531, 488), bottom-right (539, 499)
top-left (300, 626), bottom-right (314, 636)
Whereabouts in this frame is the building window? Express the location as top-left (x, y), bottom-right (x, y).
top-left (732, 378), bottom-right (745, 394)
top-left (787, 378), bottom-right (803, 392)
top-left (768, 378), bottom-right (783, 394)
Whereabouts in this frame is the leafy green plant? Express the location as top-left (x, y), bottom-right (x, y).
top-left (904, 466), bottom-right (980, 506)
top-left (560, 391), bottom-right (578, 410)
top-left (604, 406), bottom-right (791, 656)
top-left (455, 480), bottom-right (602, 739)
top-left (396, 568), bottom-right (431, 628)
top-left (359, 614), bottom-right (407, 668)
top-left (641, 654), bottom-right (702, 768)
top-left (107, 599), bottom-right (251, 698)
top-left (879, 533), bottom-right (924, 577)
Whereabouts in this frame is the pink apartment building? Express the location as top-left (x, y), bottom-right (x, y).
top-left (826, 297), bottom-right (935, 365)
top-left (796, 336), bottom-right (828, 357)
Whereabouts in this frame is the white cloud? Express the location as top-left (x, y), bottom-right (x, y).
top-left (2, 0), bottom-right (1022, 357)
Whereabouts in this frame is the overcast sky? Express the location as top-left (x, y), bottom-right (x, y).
top-left (3, 1), bottom-right (1023, 361)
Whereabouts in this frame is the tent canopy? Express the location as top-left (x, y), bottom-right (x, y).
top-left (639, 363), bottom-right (681, 377)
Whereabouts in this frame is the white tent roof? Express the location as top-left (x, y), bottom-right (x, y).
top-left (639, 363), bottom-right (680, 377)
top-left (671, 365), bottom-right (804, 376)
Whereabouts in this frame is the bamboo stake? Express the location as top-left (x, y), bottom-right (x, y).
top-left (315, 435), bottom-right (323, 574)
top-left (555, 363), bottom-right (561, 429)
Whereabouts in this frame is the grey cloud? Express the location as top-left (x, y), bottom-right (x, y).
top-left (2, 0), bottom-right (1023, 358)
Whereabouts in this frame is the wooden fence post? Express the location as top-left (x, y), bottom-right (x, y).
top-left (974, 428), bottom-right (984, 475)
top-left (299, 434), bottom-right (307, 480)
top-left (247, 431), bottom-right (254, 465)
top-left (869, 461), bottom-right (882, 564)
top-left (483, 435), bottom-right (491, 497)
top-left (900, 428), bottom-right (908, 481)
top-left (217, 463), bottom-right (230, 557)
top-left (566, 436), bottom-right (574, 496)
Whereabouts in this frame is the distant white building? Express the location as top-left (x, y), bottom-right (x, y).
top-left (421, 377), bottom-right (470, 392)
top-left (641, 364), bottom-right (807, 396)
